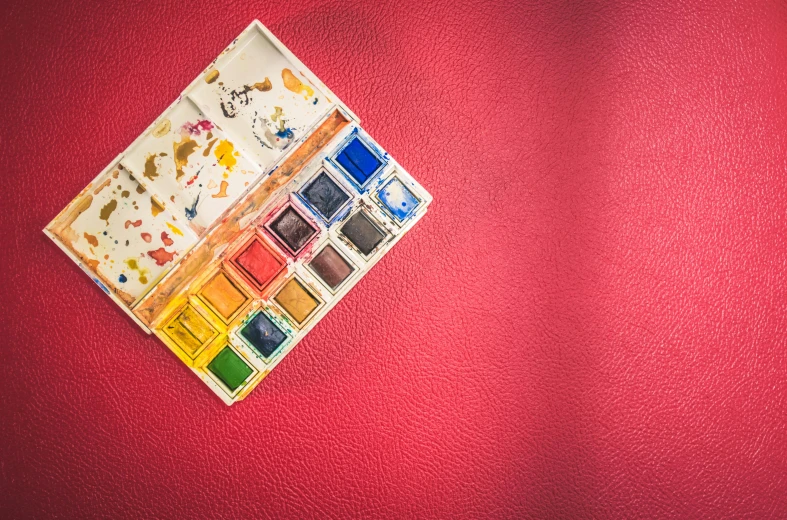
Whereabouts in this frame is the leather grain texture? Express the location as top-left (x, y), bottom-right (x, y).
top-left (2, 1), bottom-right (787, 518)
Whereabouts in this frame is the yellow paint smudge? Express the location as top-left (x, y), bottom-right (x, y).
top-left (152, 119), bottom-right (171, 138)
top-left (99, 199), bottom-right (117, 225)
top-left (271, 106), bottom-right (288, 133)
top-left (211, 180), bottom-right (229, 198)
top-left (83, 232), bottom-right (99, 247)
top-left (214, 139), bottom-right (237, 171)
top-left (151, 196), bottom-right (165, 217)
top-left (282, 68), bottom-right (314, 99)
top-left (166, 221), bottom-right (184, 236)
top-left (173, 135), bottom-right (199, 180)
top-left (125, 258), bottom-right (150, 285)
top-left (205, 70), bottom-right (220, 84)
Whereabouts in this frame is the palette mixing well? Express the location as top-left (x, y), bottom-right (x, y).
top-left (44, 20), bottom-right (432, 405)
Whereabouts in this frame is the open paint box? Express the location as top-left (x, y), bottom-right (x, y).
top-left (44, 20), bottom-right (431, 405)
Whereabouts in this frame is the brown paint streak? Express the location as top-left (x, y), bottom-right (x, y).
top-left (173, 135), bottom-right (199, 181)
top-left (132, 109), bottom-right (350, 326)
top-left (83, 232), bottom-right (99, 247)
top-left (49, 195), bottom-right (92, 241)
top-left (93, 177), bottom-right (112, 195)
top-left (99, 199), bottom-right (117, 225)
top-left (203, 138), bottom-right (218, 157)
top-left (253, 78), bottom-right (272, 91)
top-left (143, 154), bottom-right (160, 180)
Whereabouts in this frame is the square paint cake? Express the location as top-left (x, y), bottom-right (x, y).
top-left (44, 20), bottom-right (432, 405)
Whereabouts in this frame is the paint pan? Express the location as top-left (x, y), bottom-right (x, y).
top-left (339, 210), bottom-right (388, 257)
top-left (229, 235), bottom-right (286, 293)
top-left (376, 176), bottom-right (421, 223)
top-left (299, 170), bottom-right (351, 222)
top-left (238, 310), bottom-right (288, 360)
top-left (198, 270), bottom-right (251, 323)
top-left (333, 134), bottom-right (386, 188)
top-left (265, 204), bottom-right (318, 255)
top-left (273, 277), bottom-right (322, 327)
top-left (206, 345), bottom-right (256, 395)
top-left (308, 243), bottom-right (355, 291)
top-left (162, 304), bottom-right (219, 359)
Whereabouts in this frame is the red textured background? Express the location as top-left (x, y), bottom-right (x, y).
top-left (2, 0), bottom-right (787, 517)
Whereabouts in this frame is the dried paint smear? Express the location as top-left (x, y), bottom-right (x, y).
top-left (282, 68), bottom-right (314, 99)
top-left (173, 135), bottom-right (199, 180)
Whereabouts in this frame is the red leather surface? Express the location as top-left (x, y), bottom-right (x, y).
top-left (2, 1), bottom-right (787, 518)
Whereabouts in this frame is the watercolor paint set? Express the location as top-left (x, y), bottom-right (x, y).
top-left (44, 20), bottom-right (431, 405)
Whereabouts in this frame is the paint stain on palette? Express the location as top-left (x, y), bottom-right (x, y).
top-left (45, 20), bottom-right (432, 405)
top-left (48, 164), bottom-right (197, 304)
